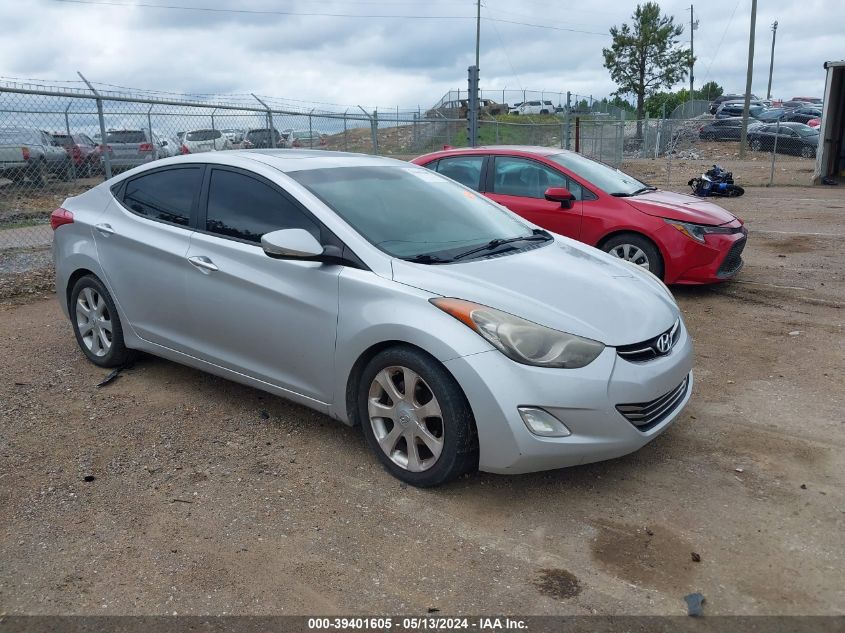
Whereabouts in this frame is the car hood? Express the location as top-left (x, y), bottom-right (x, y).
top-left (624, 190), bottom-right (738, 225)
top-left (390, 238), bottom-right (678, 346)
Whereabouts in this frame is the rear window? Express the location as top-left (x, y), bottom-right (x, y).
top-left (186, 129), bottom-right (221, 141)
top-left (106, 131), bottom-right (146, 144)
top-left (123, 167), bottom-right (202, 227)
top-left (0, 129), bottom-right (37, 144)
top-left (52, 134), bottom-right (73, 146)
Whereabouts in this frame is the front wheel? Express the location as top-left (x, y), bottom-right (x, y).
top-left (800, 145), bottom-right (815, 159)
top-left (750, 139), bottom-right (762, 151)
top-left (602, 233), bottom-right (665, 279)
top-left (70, 275), bottom-right (136, 368)
top-left (358, 346), bottom-right (478, 487)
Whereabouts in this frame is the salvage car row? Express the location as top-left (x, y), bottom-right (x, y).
top-left (0, 125), bottom-right (328, 186)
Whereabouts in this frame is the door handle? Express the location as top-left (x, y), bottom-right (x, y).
top-left (188, 255), bottom-right (219, 272)
top-left (95, 223), bottom-right (115, 236)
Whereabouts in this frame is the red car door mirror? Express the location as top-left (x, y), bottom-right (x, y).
top-left (544, 187), bottom-right (575, 209)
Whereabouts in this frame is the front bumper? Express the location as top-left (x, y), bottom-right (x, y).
top-left (444, 321), bottom-right (694, 474)
top-left (660, 224), bottom-right (748, 285)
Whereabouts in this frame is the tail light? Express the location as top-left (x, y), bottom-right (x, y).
top-left (99, 144), bottom-right (112, 154)
top-left (292, 139), bottom-right (301, 147)
top-left (319, 136), bottom-right (327, 146)
top-left (50, 207), bottom-right (74, 230)
top-left (21, 146), bottom-right (30, 161)
top-left (442, 145), bottom-right (454, 150)
top-left (139, 142), bottom-right (154, 153)
top-left (180, 144), bottom-right (190, 154)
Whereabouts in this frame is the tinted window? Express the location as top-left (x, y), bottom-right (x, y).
top-left (123, 167), bottom-right (201, 226)
top-left (435, 156), bottom-right (484, 191)
top-left (186, 129), bottom-right (221, 141)
top-left (0, 129), bottom-right (37, 144)
top-left (53, 134), bottom-right (73, 146)
top-left (205, 169), bottom-right (318, 243)
top-left (493, 156), bottom-right (569, 199)
top-left (107, 130), bottom-right (146, 143)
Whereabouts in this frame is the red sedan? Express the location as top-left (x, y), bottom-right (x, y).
top-left (411, 146), bottom-right (747, 284)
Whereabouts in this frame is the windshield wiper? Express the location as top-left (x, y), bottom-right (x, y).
top-left (610, 186), bottom-right (656, 197)
top-left (631, 186), bottom-right (657, 195)
top-left (405, 253), bottom-right (452, 264)
top-left (452, 230), bottom-right (552, 261)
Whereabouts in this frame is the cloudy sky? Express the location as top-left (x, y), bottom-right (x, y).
top-left (0, 0), bottom-right (840, 110)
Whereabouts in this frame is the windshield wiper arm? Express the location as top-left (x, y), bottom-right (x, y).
top-left (405, 253), bottom-right (452, 264)
top-left (631, 186), bottom-right (657, 195)
top-left (452, 230), bottom-right (551, 261)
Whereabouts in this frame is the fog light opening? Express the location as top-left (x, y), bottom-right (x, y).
top-left (518, 407), bottom-right (571, 437)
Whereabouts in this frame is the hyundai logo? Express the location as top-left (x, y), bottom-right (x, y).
top-left (655, 332), bottom-right (673, 354)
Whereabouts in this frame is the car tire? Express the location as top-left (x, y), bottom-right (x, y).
top-left (750, 139), bottom-right (762, 151)
top-left (30, 160), bottom-right (48, 188)
top-left (358, 346), bottom-right (478, 487)
top-left (70, 275), bottom-right (136, 368)
top-left (601, 233), bottom-right (665, 280)
top-left (60, 161), bottom-right (74, 181)
top-left (800, 146), bottom-right (815, 159)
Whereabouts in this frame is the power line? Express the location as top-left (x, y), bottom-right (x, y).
top-left (484, 6), bottom-right (525, 91)
top-left (51, 0), bottom-right (610, 34)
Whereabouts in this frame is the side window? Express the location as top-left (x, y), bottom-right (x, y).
top-left (123, 167), bottom-right (201, 226)
top-left (435, 156), bottom-right (484, 191)
top-left (492, 156), bottom-right (570, 199)
top-left (205, 169), bottom-right (319, 243)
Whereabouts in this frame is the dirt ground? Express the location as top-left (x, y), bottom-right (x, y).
top-left (0, 186), bottom-right (844, 616)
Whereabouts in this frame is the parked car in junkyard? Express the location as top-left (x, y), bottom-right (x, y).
top-left (747, 122), bottom-right (819, 158)
top-left (413, 146), bottom-right (747, 285)
top-left (782, 106), bottom-right (822, 125)
top-left (698, 117), bottom-right (762, 141)
top-left (157, 136), bottom-right (181, 158)
top-left (51, 150), bottom-right (693, 487)
top-left (243, 128), bottom-right (282, 149)
top-left (714, 101), bottom-right (765, 119)
top-left (806, 118), bottom-right (821, 129)
top-left (709, 93), bottom-right (758, 114)
top-left (100, 129), bottom-right (165, 172)
top-left (285, 130), bottom-right (327, 149)
top-left (0, 127), bottom-right (72, 186)
top-left (52, 132), bottom-right (101, 177)
top-left (510, 100), bottom-right (555, 115)
top-left (180, 128), bottom-right (232, 154)
top-left (220, 128), bottom-right (246, 146)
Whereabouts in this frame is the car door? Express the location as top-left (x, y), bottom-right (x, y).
top-left (485, 155), bottom-right (583, 239)
top-left (95, 165), bottom-right (203, 348)
top-left (183, 166), bottom-right (341, 403)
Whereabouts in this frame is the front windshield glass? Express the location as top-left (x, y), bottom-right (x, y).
top-left (288, 165), bottom-right (535, 259)
top-left (548, 152), bottom-right (648, 196)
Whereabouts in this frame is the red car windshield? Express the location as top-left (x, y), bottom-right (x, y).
top-left (548, 152), bottom-right (649, 197)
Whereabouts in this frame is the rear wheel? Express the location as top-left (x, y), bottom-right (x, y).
top-left (29, 160), bottom-right (48, 188)
top-left (750, 138), bottom-right (762, 151)
top-left (358, 346), bottom-right (478, 487)
top-left (800, 145), bottom-right (815, 159)
top-left (602, 233), bottom-right (665, 279)
top-left (70, 275), bottom-right (135, 368)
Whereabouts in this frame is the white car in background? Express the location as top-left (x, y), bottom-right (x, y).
top-left (511, 100), bottom-right (555, 115)
top-left (180, 129), bottom-right (232, 154)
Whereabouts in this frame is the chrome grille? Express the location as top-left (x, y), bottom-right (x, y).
top-left (616, 376), bottom-right (690, 431)
top-left (616, 320), bottom-right (681, 363)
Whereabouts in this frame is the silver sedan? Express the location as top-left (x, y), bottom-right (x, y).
top-left (52, 150), bottom-right (693, 487)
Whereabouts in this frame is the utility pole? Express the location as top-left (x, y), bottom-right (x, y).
top-left (689, 5), bottom-right (696, 99)
top-left (767, 20), bottom-right (778, 100)
top-left (475, 0), bottom-right (481, 72)
top-left (739, 0), bottom-right (757, 159)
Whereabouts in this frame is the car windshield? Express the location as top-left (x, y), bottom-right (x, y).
top-left (548, 152), bottom-right (649, 196)
top-left (289, 165), bottom-right (537, 260)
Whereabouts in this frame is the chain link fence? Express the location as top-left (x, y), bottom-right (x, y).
top-left (0, 80), bottom-right (819, 298)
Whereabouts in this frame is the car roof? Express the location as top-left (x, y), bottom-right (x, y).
top-left (415, 145), bottom-right (566, 162)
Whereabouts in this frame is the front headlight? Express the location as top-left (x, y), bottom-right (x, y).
top-left (664, 218), bottom-right (736, 243)
top-left (430, 298), bottom-right (604, 368)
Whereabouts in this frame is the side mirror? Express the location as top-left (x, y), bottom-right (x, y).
top-left (544, 187), bottom-right (576, 209)
top-left (261, 229), bottom-right (324, 259)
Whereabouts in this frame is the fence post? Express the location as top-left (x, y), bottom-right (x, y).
top-left (619, 110), bottom-right (626, 166)
top-left (251, 94), bottom-right (275, 148)
top-left (308, 108), bottom-right (314, 149)
top-left (372, 110), bottom-right (379, 155)
top-left (147, 104), bottom-right (154, 158)
top-left (768, 118), bottom-right (781, 187)
top-left (64, 103), bottom-right (76, 182)
top-left (642, 112), bottom-right (649, 158)
top-left (78, 72), bottom-right (112, 179)
top-left (564, 92), bottom-right (571, 150)
top-left (575, 117), bottom-right (580, 153)
top-left (343, 109), bottom-right (348, 151)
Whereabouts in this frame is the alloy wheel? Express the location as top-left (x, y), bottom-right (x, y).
top-left (609, 243), bottom-right (650, 270)
top-left (75, 287), bottom-right (113, 357)
top-left (801, 146), bottom-right (814, 158)
top-left (367, 366), bottom-right (444, 472)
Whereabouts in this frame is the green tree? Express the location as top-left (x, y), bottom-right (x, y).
top-left (602, 2), bottom-right (693, 136)
top-left (696, 81), bottom-right (723, 101)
